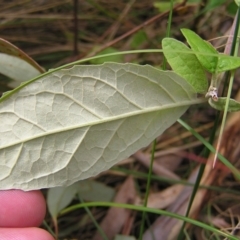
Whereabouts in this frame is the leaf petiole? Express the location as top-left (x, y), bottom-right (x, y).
top-left (205, 73), bottom-right (222, 101)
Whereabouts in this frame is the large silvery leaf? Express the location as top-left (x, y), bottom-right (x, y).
top-left (0, 63), bottom-right (197, 190)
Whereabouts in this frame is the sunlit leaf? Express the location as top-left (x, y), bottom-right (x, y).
top-left (217, 54), bottom-right (240, 72)
top-left (162, 38), bottom-right (208, 93)
top-left (235, 0), bottom-right (240, 6)
top-left (181, 28), bottom-right (218, 73)
top-left (0, 63), bottom-right (198, 190)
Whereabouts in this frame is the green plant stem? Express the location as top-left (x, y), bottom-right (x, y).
top-left (1, 48), bottom-right (238, 103)
top-left (214, 7), bottom-right (240, 166)
top-left (78, 197), bottom-right (108, 240)
top-left (59, 202), bottom-right (239, 240)
top-left (162, 0), bottom-right (174, 69)
top-left (113, 167), bottom-right (240, 195)
top-left (42, 220), bottom-right (56, 238)
top-left (138, 139), bottom-right (157, 240)
top-left (139, 1), bottom-right (174, 238)
top-left (177, 115), bottom-right (220, 240)
top-left (177, 13), bottom-right (240, 238)
top-left (178, 119), bottom-right (240, 179)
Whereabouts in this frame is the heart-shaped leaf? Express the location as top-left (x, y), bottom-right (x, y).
top-left (162, 38), bottom-right (208, 93)
top-left (181, 29), bottom-right (240, 73)
top-left (181, 28), bottom-right (218, 73)
top-left (0, 63), bottom-right (198, 190)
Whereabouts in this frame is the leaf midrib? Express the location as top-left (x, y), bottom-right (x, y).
top-left (1, 98), bottom-right (205, 149)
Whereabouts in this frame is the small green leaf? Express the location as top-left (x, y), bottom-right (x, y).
top-left (181, 29), bottom-right (240, 74)
top-left (153, 1), bottom-right (181, 12)
top-left (235, 0), bottom-right (240, 7)
top-left (204, 0), bottom-right (226, 11)
top-left (181, 28), bottom-right (218, 73)
top-left (47, 182), bottom-right (80, 219)
top-left (77, 180), bottom-right (115, 202)
top-left (162, 38), bottom-right (208, 93)
top-left (208, 97), bottom-right (240, 112)
top-left (217, 54), bottom-right (240, 72)
top-left (227, 1), bottom-right (238, 14)
top-left (130, 30), bottom-right (147, 49)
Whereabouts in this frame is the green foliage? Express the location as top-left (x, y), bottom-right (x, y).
top-left (130, 30), bottom-right (147, 49)
top-left (209, 97), bottom-right (240, 112)
top-left (181, 28), bottom-right (218, 73)
top-left (153, 0), bottom-right (181, 12)
top-left (162, 38), bottom-right (208, 93)
top-left (47, 180), bottom-right (115, 219)
top-left (1, 22), bottom-right (240, 192)
top-left (1, 27), bottom-right (240, 191)
top-left (227, 1), bottom-right (238, 14)
top-left (217, 54), bottom-right (240, 72)
top-left (1, 1), bottom-right (240, 239)
top-left (180, 29), bottom-right (240, 74)
top-left (163, 28), bottom-right (240, 103)
top-left (204, 0), bottom-right (226, 11)
top-left (235, 0), bottom-right (240, 7)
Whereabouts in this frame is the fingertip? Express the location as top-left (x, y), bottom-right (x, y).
top-left (0, 227), bottom-right (55, 240)
top-left (0, 190), bottom-right (46, 227)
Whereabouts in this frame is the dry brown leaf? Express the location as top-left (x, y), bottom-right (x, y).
top-left (134, 151), bottom-right (180, 180)
top-left (93, 176), bottom-right (137, 240)
top-left (146, 184), bottom-right (184, 209)
top-left (143, 168), bottom-right (200, 240)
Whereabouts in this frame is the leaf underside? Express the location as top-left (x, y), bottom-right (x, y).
top-left (0, 63), bottom-right (196, 190)
top-left (209, 97), bottom-right (240, 112)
